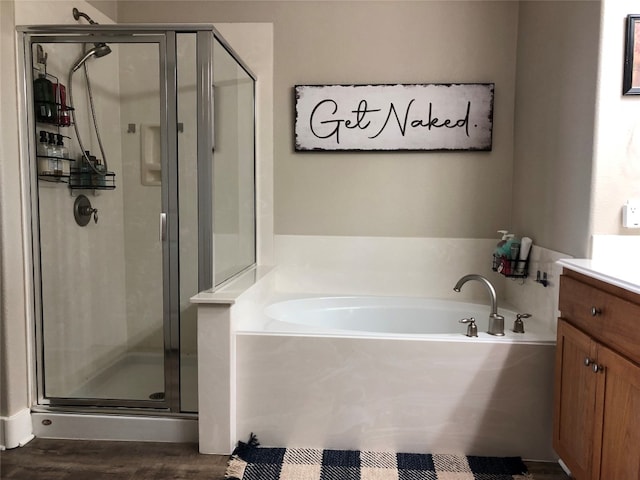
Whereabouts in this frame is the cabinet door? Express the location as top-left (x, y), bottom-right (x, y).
top-left (594, 345), bottom-right (640, 480)
top-left (553, 319), bottom-right (598, 480)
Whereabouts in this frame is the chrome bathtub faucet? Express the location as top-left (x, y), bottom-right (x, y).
top-left (453, 274), bottom-right (505, 336)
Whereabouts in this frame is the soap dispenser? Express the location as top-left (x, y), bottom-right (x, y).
top-left (47, 132), bottom-right (61, 175)
top-left (37, 130), bottom-right (50, 175)
top-left (56, 134), bottom-right (70, 175)
top-left (494, 231), bottom-right (508, 254)
top-left (494, 230), bottom-right (514, 275)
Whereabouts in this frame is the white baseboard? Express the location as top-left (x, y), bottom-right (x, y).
top-left (0, 408), bottom-right (34, 450)
top-left (558, 458), bottom-right (572, 477)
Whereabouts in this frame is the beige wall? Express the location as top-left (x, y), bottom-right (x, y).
top-left (511, 1), bottom-right (600, 257)
top-left (592, 0), bottom-right (640, 239)
top-left (87, 0), bottom-right (118, 21)
top-left (0, 0), bottom-right (30, 420)
top-left (119, 1), bottom-right (519, 239)
top-left (1, 0), bottom-right (121, 421)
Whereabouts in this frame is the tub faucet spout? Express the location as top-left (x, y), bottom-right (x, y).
top-left (453, 274), bottom-right (504, 336)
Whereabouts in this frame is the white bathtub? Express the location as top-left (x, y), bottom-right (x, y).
top-left (261, 295), bottom-right (554, 342)
top-left (229, 294), bottom-right (557, 460)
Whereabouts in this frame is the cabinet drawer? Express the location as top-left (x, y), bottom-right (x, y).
top-left (559, 275), bottom-right (640, 365)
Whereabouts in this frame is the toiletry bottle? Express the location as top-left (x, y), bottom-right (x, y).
top-left (500, 234), bottom-right (515, 274)
top-left (498, 234), bottom-right (515, 257)
top-left (47, 132), bottom-right (61, 175)
top-left (80, 151), bottom-right (91, 186)
top-left (494, 231), bottom-right (509, 256)
top-left (34, 74), bottom-right (56, 123)
top-left (494, 231), bottom-right (515, 275)
top-left (56, 134), bottom-right (70, 175)
top-left (94, 158), bottom-right (106, 187)
top-left (37, 130), bottom-right (50, 175)
top-left (55, 83), bottom-right (70, 126)
top-left (516, 237), bottom-right (533, 275)
top-left (89, 155), bottom-right (98, 187)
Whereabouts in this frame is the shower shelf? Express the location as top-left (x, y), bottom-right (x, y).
top-left (492, 254), bottom-right (529, 279)
top-left (38, 173), bottom-right (69, 183)
top-left (68, 168), bottom-right (116, 190)
top-left (33, 68), bottom-right (74, 127)
top-left (36, 155), bottom-right (75, 162)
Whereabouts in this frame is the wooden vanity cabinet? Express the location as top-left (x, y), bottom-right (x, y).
top-left (554, 270), bottom-right (640, 480)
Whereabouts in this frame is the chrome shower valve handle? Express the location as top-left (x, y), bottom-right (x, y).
top-left (73, 194), bottom-right (98, 226)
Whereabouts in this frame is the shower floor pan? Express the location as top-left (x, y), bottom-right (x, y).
top-left (33, 352), bottom-right (198, 443)
top-left (69, 351), bottom-right (197, 410)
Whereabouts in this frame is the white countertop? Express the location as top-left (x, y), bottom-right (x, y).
top-left (558, 258), bottom-right (640, 296)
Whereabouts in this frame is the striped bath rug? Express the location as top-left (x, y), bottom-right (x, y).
top-left (225, 434), bottom-right (532, 480)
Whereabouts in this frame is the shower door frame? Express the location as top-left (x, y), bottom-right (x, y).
top-left (18, 25), bottom-right (220, 414)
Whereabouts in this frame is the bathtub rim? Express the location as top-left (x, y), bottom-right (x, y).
top-left (236, 293), bottom-right (557, 345)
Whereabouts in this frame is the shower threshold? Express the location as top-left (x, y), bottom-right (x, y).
top-left (31, 410), bottom-right (198, 443)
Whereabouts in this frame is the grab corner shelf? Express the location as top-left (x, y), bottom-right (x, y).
top-left (492, 254), bottom-right (529, 279)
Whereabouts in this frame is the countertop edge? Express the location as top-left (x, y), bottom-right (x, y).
top-left (557, 258), bottom-right (640, 296)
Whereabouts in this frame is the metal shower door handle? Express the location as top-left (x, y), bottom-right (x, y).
top-left (160, 213), bottom-right (167, 242)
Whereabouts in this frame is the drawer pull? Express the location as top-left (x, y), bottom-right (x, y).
top-left (584, 357), bottom-right (592, 367)
top-left (590, 306), bottom-right (602, 316)
top-left (592, 363), bottom-right (603, 373)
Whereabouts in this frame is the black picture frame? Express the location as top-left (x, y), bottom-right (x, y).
top-left (623, 14), bottom-right (640, 95)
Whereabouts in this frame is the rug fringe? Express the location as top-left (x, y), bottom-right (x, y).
top-left (514, 474), bottom-right (535, 479)
top-left (224, 455), bottom-right (247, 480)
top-left (230, 432), bottom-right (260, 459)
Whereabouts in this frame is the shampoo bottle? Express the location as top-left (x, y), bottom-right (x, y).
top-left (516, 237), bottom-right (533, 275)
top-left (34, 74), bottom-right (56, 123)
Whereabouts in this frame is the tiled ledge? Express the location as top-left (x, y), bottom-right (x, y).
top-left (190, 265), bottom-right (275, 305)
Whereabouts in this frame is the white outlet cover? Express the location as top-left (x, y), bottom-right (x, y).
top-left (622, 201), bottom-right (640, 228)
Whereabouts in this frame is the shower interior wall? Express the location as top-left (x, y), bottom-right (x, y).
top-left (36, 40), bottom-right (129, 396)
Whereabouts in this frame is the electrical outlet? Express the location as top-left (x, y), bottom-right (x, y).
top-left (622, 201), bottom-right (640, 228)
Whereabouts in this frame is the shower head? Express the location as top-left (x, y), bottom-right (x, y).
top-left (92, 43), bottom-right (112, 58)
top-left (71, 43), bottom-right (112, 72)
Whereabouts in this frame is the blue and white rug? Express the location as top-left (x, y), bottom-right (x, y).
top-left (225, 435), bottom-right (531, 480)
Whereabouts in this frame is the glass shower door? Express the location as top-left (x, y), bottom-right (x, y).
top-left (29, 34), bottom-right (174, 408)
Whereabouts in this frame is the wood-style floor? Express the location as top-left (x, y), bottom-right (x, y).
top-left (1, 438), bottom-right (570, 479)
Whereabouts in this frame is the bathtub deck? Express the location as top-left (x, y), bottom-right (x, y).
top-left (1, 438), bottom-right (570, 479)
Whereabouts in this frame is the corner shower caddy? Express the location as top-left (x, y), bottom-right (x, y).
top-left (492, 254), bottom-right (529, 279)
top-left (33, 56), bottom-right (116, 192)
top-left (34, 68), bottom-right (74, 184)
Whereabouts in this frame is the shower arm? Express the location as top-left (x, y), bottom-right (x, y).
top-left (72, 8), bottom-right (97, 25)
top-left (69, 8), bottom-right (109, 175)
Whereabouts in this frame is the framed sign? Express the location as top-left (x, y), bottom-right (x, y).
top-left (624, 14), bottom-right (640, 95)
top-left (294, 83), bottom-right (494, 151)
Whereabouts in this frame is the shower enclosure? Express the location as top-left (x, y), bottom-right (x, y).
top-left (18, 23), bottom-right (256, 415)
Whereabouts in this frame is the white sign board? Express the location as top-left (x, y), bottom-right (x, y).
top-left (295, 84), bottom-right (494, 151)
